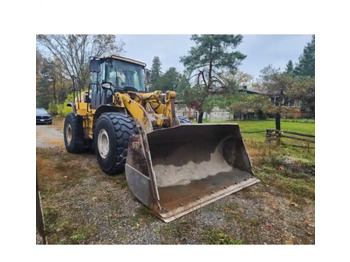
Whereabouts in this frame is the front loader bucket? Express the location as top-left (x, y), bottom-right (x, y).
top-left (125, 124), bottom-right (259, 222)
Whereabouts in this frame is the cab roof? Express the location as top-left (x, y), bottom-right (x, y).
top-left (101, 55), bottom-right (146, 67)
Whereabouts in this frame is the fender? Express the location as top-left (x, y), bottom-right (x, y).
top-left (66, 102), bottom-right (77, 115)
top-left (94, 105), bottom-right (124, 120)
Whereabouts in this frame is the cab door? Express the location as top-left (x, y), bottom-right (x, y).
top-left (90, 61), bottom-right (104, 109)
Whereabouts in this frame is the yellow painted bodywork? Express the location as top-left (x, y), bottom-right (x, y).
top-left (74, 90), bottom-right (177, 139)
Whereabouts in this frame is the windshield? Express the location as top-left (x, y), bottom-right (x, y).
top-left (105, 59), bottom-right (145, 92)
top-left (36, 108), bottom-right (48, 115)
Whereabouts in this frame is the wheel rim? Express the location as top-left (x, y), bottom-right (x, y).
top-left (97, 129), bottom-right (110, 159)
top-left (66, 124), bottom-right (72, 145)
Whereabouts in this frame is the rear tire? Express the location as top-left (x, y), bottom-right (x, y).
top-left (64, 113), bottom-right (85, 153)
top-left (177, 116), bottom-right (192, 124)
top-left (94, 112), bottom-right (138, 175)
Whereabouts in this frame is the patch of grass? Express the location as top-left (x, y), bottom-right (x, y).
top-left (115, 232), bottom-right (126, 243)
top-left (158, 218), bottom-right (194, 244)
top-left (247, 218), bottom-right (260, 227)
top-left (131, 206), bottom-right (156, 226)
top-left (48, 221), bottom-right (96, 244)
top-left (204, 228), bottom-right (244, 245)
top-left (43, 207), bottom-right (59, 234)
top-left (285, 180), bottom-right (315, 200)
top-left (159, 223), bottom-right (180, 244)
top-left (255, 138), bottom-right (315, 173)
top-left (221, 202), bottom-right (261, 228)
top-left (221, 202), bottom-right (240, 216)
top-left (54, 161), bottom-right (72, 173)
top-left (69, 226), bottom-right (96, 244)
top-left (256, 166), bottom-right (314, 204)
top-left (70, 229), bottom-right (87, 243)
top-left (115, 175), bottom-right (129, 189)
top-left (43, 209), bottom-right (97, 244)
top-left (273, 118), bottom-right (315, 123)
top-left (37, 148), bottom-right (103, 195)
top-left (250, 140), bottom-right (315, 206)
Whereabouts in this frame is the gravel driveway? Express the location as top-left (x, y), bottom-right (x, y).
top-left (36, 124), bottom-right (64, 148)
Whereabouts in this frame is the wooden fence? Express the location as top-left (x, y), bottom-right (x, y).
top-left (240, 129), bottom-right (315, 149)
top-left (265, 129), bottom-right (315, 149)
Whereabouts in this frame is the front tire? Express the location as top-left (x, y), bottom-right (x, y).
top-left (64, 113), bottom-right (85, 153)
top-left (94, 113), bottom-right (138, 175)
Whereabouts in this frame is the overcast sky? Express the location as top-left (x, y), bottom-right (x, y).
top-left (116, 34), bottom-right (312, 80)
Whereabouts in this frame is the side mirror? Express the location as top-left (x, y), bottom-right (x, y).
top-left (101, 82), bottom-right (112, 90)
top-left (90, 59), bottom-right (100, 73)
top-left (84, 92), bottom-right (91, 103)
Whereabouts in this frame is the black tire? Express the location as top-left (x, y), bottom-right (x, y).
top-left (64, 113), bottom-right (85, 153)
top-left (94, 112), bottom-right (138, 175)
top-left (177, 116), bottom-right (192, 124)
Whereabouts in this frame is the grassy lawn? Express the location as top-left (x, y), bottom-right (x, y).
top-left (204, 119), bottom-right (315, 134)
top-left (203, 119), bottom-right (315, 143)
top-left (236, 120), bottom-right (314, 134)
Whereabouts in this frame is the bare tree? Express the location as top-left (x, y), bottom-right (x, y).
top-left (36, 34), bottom-right (124, 90)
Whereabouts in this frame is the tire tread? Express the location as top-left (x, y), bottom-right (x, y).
top-left (98, 112), bottom-right (137, 175)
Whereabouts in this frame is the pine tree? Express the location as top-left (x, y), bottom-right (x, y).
top-left (180, 34), bottom-right (246, 123)
top-left (150, 56), bottom-right (162, 87)
top-left (285, 60), bottom-right (294, 75)
top-left (294, 35), bottom-right (315, 77)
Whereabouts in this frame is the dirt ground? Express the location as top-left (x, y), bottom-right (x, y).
top-left (36, 118), bottom-right (315, 244)
top-left (36, 124), bottom-right (64, 148)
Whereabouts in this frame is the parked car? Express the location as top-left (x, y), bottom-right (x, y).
top-left (36, 108), bottom-right (52, 125)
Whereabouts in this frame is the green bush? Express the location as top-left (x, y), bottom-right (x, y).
top-left (58, 93), bottom-right (74, 117)
top-left (47, 93), bottom-right (74, 117)
top-left (48, 101), bottom-right (59, 115)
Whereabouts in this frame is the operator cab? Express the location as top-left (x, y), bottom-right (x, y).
top-left (89, 55), bottom-right (147, 109)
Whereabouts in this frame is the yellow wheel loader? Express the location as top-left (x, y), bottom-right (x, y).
top-left (64, 55), bottom-right (259, 222)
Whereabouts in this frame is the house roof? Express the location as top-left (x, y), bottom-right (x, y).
top-left (237, 87), bottom-right (266, 95)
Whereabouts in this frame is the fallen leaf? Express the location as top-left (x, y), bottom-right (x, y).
top-left (266, 222), bottom-right (272, 227)
top-left (289, 202), bottom-right (298, 207)
top-left (303, 218), bottom-right (312, 225)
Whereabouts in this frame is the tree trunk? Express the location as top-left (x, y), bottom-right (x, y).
top-left (52, 80), bottom-right (57, 102)
top-left (198, 111), bottom-right (204, 123)
top-left (275, 111), bottom-right (281, 144)
top-left (275, 112), bottom-right (281, 131)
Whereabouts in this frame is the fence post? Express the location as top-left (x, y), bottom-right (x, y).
top-left (36, 170), bottom-right (47, 244)
top-left (265, 129), bottom-right (269, 142)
